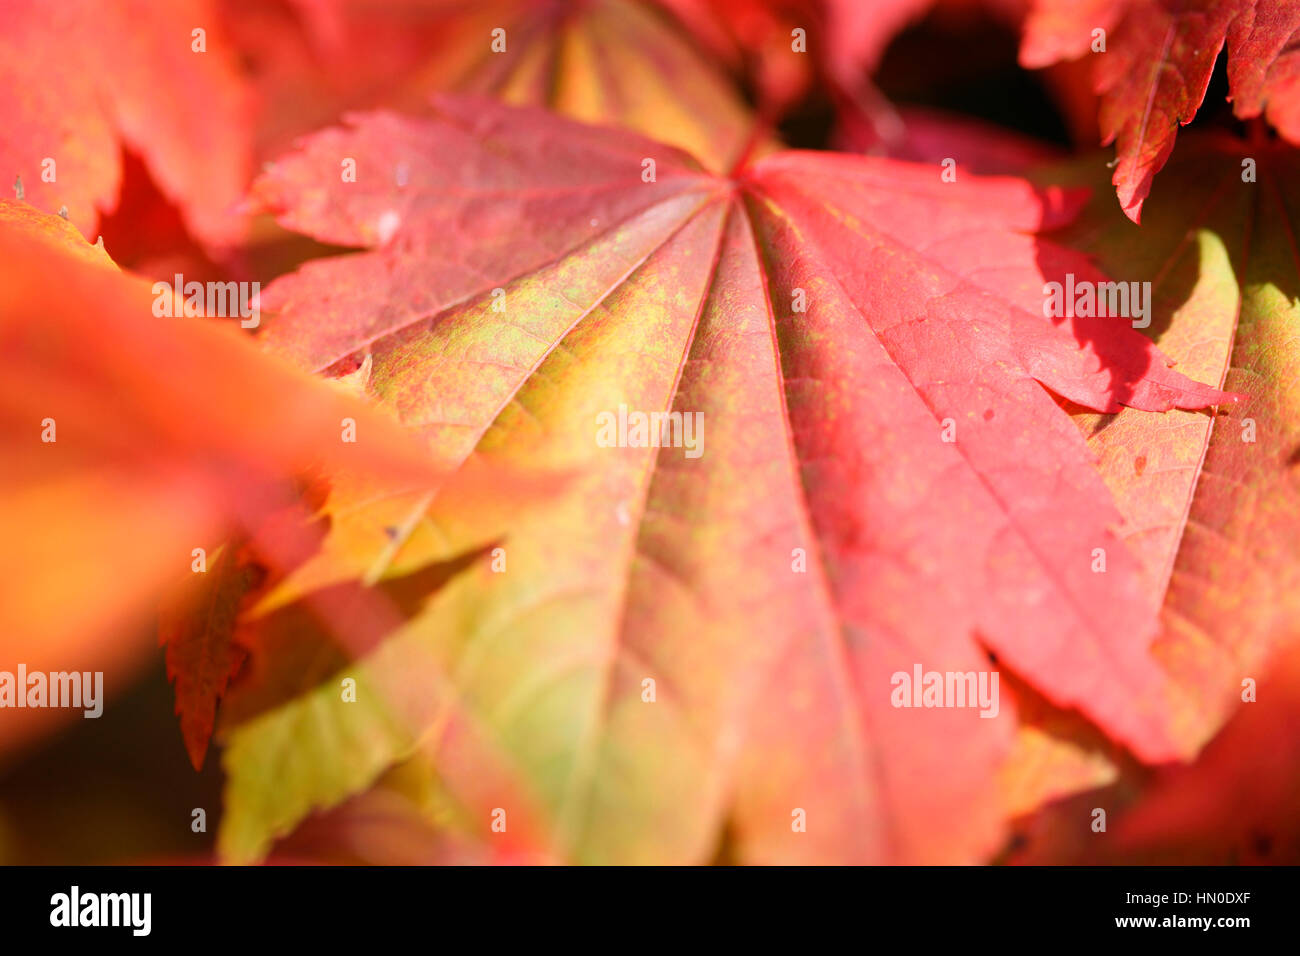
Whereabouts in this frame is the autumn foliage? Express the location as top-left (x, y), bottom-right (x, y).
top-left (1, 0), bottom-right (1298, 866)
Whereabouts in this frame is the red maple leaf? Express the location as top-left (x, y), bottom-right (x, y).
top-left (212, 97), bottom-right (1238, 864)
top-left (1021, 0), bottom-right (1300, 221)
top-left (0, 0), bottom-right (253, 248)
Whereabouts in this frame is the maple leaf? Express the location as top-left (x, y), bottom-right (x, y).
top-left (159, 544), bottom-right (260, 771)
top-left (211, 97), bottom-right (1238, 864)
top-left (0, 0), bottom-right (253, 248)
top-left (1048, 132), bottom-right (1300, 741)
top-left (0, 200), bottom-right (445, 757)
top-left (221, 0), bottom-right (755, 171)
top-left (1020, 0), bottom-right (1300, 222)
top-left (991, 129), bottom-right (1300, 825)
